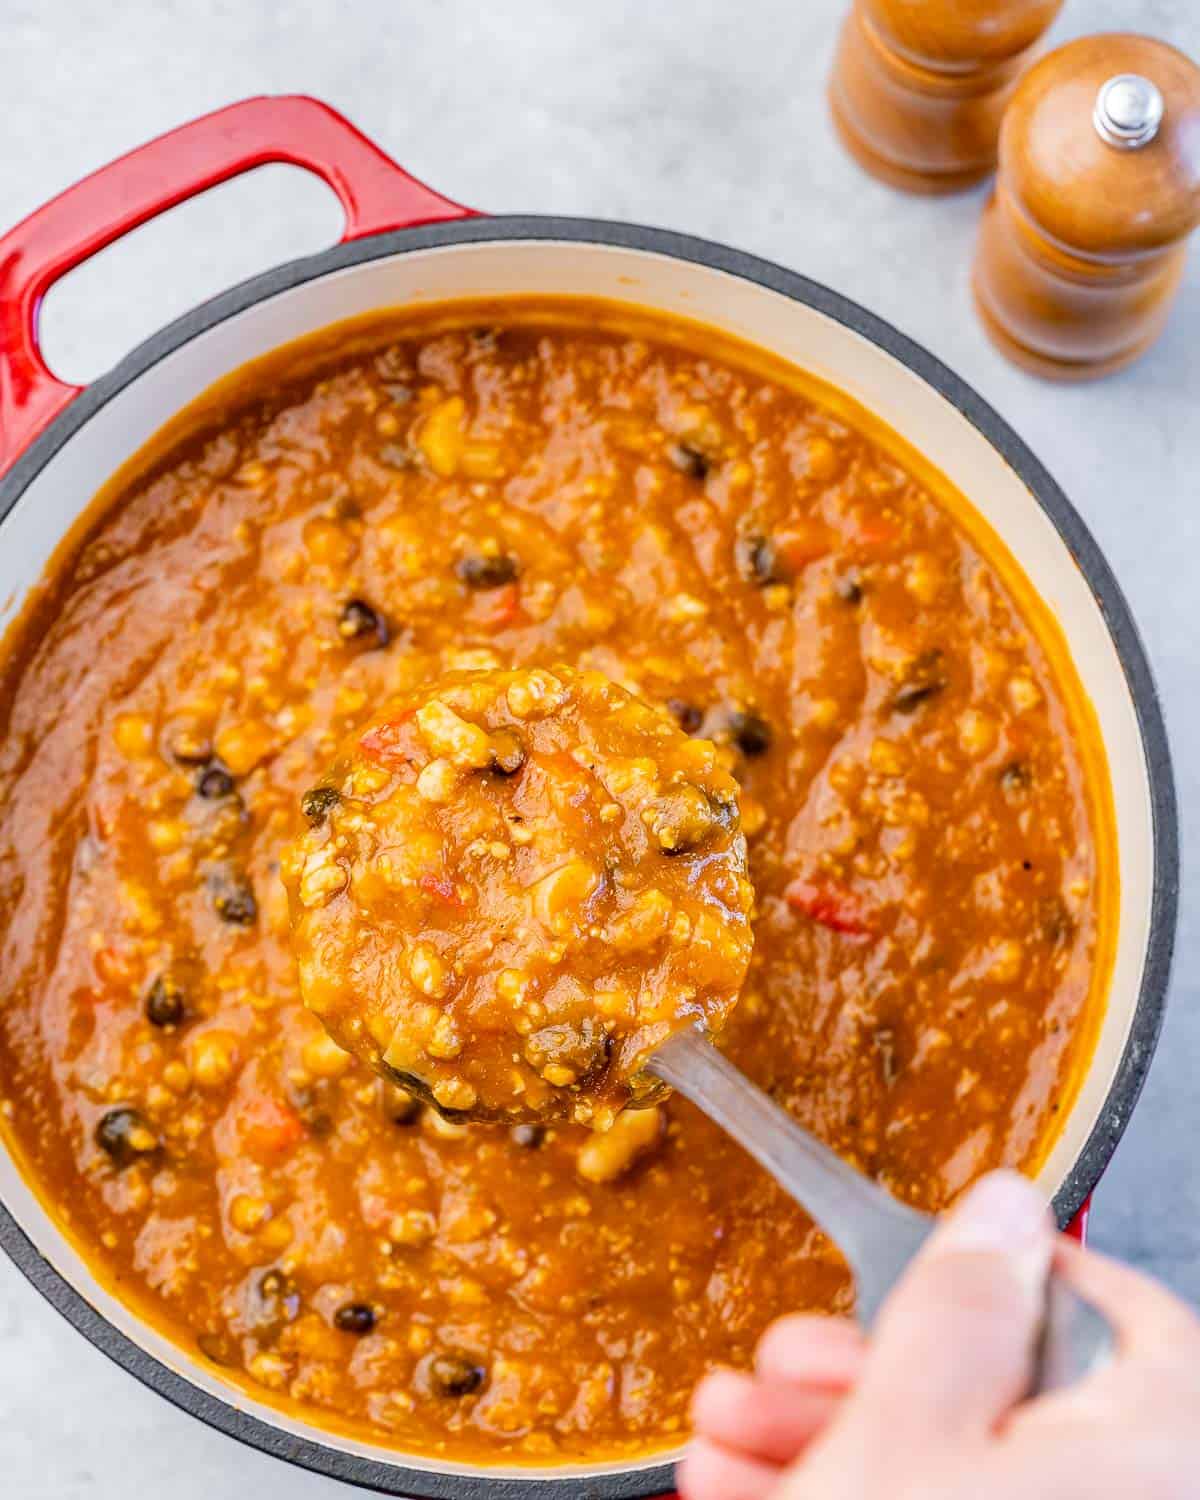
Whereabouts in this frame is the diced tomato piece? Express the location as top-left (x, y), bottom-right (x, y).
top-left (775, 524), bottom-right (831, 571)
top-left (91, 798), bottom-right (119, 841)
top-left (857, 516), bottom-right (900, 549)
top-left (475, 580), bottom-right (521, 629)
top-left (419, 871), bottom-right (464, 907)
top-left (93, 944), bottom-right (140, 987)
top-left (359, 711), bottom-right (416, 767)
top-left (238, 1093), bottom-right (306, 1155)
top-left (784, 877), bottom-right (873, 937)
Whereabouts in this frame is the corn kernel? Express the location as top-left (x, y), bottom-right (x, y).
top-left (1008, 675), bottom-right (1042, 713)
top-left (432, 1078), bottom-right (477, 1111)
top-left (409, 943), bottom-right (449, 998)
top-left (417, 396), bottom-right (466, 477)
top-left (809, 698), bottom-right (840, 730)
top-left (505, 669), bottom-right (567, 719)
top-left (301, 1031), bottom-right (351, 1078)
top-left (957, 708), bottom-right (998, 758)
top-left (229, 1194), bottom-right (271, 1233)
top-left (390, 1209), bottom-right (437, 1247)
top-left (113, 713), bottom-right (155, 758)
top-left (407, 1323), bottom-right (434, 1353)
top-left (804, 435), bottom-right (840, 482)
top-left (162, 1061), bottom-right (192, 1094)
top-left (416, 758), bottom-right (460, 803)
top-left (414, 701), bottom-right (491, 768)
top-left (188, 1030), bottom-right (239, 1090)
top-left (427, 1013), bottom-right (463, 1059)
top-left (986, 939), bottom-right (1023, 983)
top-left (577, 1106), bottom-right (663, 1184)
top-left (147, 819), bottom-right (186, 854)
top-left (904, 552), bottom-right (943, 606)
top-left (531, 860), bottom-right (600, 927)
top-left (869, 738), bottom-right (907, 777)
top-left (215, 718), bottom-right (277, 776)
top-left (259, 1216), bottom-right (294, 1251)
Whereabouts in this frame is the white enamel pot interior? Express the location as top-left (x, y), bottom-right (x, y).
top-left (0, 221), bottom-right (1178, 1500)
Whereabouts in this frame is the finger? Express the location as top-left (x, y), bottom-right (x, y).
top-left (985, 1427), bottom-right (1200, 1500)
top-left (676, 1436), bottom-right (781, 1500)
top-left (691, 1368), bottom-right (845, 1464)
top-left (1052, 1238), bottom-right (1200, 1355)
top-left (754, 1314), bottom-right (868, 1389)
top-left (855, 1170), bottom-right (1053, 1441)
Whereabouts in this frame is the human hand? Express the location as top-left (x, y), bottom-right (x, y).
top-left (681, 1170), bottom-right (1200, 1500)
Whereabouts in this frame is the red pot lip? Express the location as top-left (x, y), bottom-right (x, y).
top-left (0, 214), bottom-right (1178, 1500)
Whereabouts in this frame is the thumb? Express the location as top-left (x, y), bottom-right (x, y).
top-left (854, 1170), bottom-right (1054, 1442)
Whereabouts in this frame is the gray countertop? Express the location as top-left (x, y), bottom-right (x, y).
top-left (1, 1), bottom-right (1197, 1494)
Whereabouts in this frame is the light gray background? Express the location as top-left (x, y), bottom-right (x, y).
top-left (1, 1), bottom-right (1197, 1495)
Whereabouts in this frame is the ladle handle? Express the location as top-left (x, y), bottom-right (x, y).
top-left (648, 1027), bottom-right (1113, 1389)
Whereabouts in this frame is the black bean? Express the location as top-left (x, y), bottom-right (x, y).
top-left (524, 1020), bottom-right (613, 1089)
top-left (301, 785), bottom-right (341, 825)
top-left (666, 698), bottom-right (704, 735)
top-left (334, 1302), bottom-right (377, 1335)
top-left (455, 553), bottom-right (519, 589)
top-left (196, 1332), bottom-right (236, 1365)
top-left (168, 726), bottom-right (213, 765)
top-left (1001, 761), bottom-right (1032, 797)
top-left (381, 1081), bottom-right (422, 1125)
top-left (487, 729), bottom-right (526, 777)
top-left (289, 1080), bottom-right (336, 1138)
top-left (250, 1268), bottom-right (300, 1329)
top-left (648, 784), bottom-right (723, 856)
top-left (737, 534), bottom-right (785, 586)
top-left (430, 1354), bottom-right (486, 1397)
top-left (338, 598), bottom-right (390, 648)
top-left (668, 443), bottom-right (709, 480)
top-left (892, 651), bottom-right (947, 714)
top-left (95, 1107), bottom-right (158, 1168)
top-left (1040, 897), bottom-right (1074, 946)
top-left (509, 1123), bottom-right (545, 1149)
top-left (197, 763), bottom-right (235, 799)
top-left (145, 973), bottom-right (186, 1028)
top-left (211, 870), bottom-right (257, 926)
top-left (892, 681), bottom-right (944, 713)
top-left (726, 709), bottom-right (772, 757)
top-left (835, 572), bottom-right (864, 605)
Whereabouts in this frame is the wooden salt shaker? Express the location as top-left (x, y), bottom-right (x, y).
top-left (828, 0), bottom-right (1064, 194)
top-left (973, 34), bottom-right (1200, 379)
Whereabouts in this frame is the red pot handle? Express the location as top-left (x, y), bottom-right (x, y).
top-left (0, 94), bottom-right (475, 476)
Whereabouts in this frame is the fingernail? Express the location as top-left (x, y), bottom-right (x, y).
top-left (940, 1171), bottom-right (1048, 1252)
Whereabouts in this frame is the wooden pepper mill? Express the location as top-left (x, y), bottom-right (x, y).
top-left (973, 34), bottom-right (1200, 379)
top-left (828, 0), bottom-right (1064, 193)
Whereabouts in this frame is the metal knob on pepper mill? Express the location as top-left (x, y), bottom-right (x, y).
top-left (973, 33), bottom-right (1200, 379)
top-left (828, 0), bottom-right (1064, 194)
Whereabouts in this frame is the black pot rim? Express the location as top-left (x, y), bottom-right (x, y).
top-left (0, 214), bottom-right (1179, 1500)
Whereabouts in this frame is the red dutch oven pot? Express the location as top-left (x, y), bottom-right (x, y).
top-left (0, 97), bottom-right (1178, 1499)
